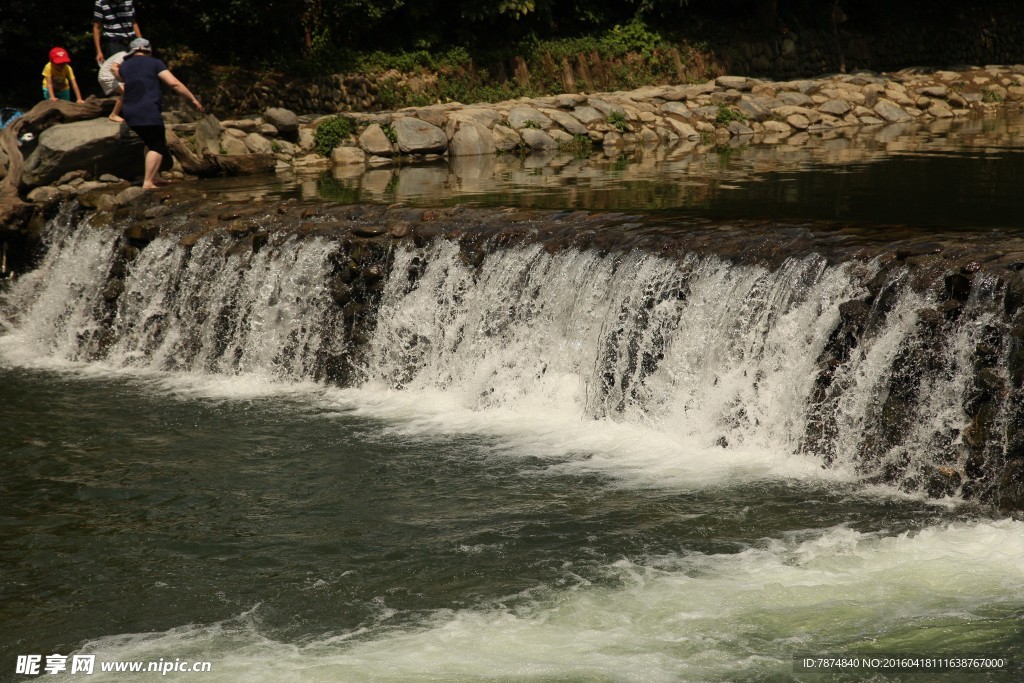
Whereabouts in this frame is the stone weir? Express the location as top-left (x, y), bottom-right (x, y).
top-left (12, 196), bottom-right (1024, 513)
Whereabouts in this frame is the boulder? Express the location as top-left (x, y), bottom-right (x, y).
top-left (639, 126), bottom-right (660, 145)
top-left (449, 108), bottom-right (503, 129)
top-left (292, 153), bottom-right (330, 169)
top-left (736, 97), bottom-right (771, 122)
top-left (221, 136), bottom-right (248, 156)
top-left (220, 118), bottom-right (259, 133)
top-left (786, 113), bottom-right (811, 130)
top-left (393, 117), bottom-right (448, 154)
top-left (115, 186), bottom-right (148, 206)
top-left (449, 121), bottom-right (496, 156)
top-left (727, 121), bottom-right (754, 136)
top-left (762, 120), bottom-right (792, 134)
top-left (22, 119), bottom-right (145, 188)
top-left (777, 91), bottom-right (814, 107)
top-left (71, 180), bottom-right (107, 196)
top-left (773, 105), bottom-right (822, 123)
top-left (244, 133), bottom-right (274, 155)
top-left (543, 109), bottom-right (588, 136)
top-left (331, 146), bottom-right (366, 165)
top-left (26, 186), bottom-right (64, 205)
top-left (549, 129), bottom-right (575, 145)
top-left (554, 94), bottom-right (587, 108)
top-left (507, 106), bottom-right (553, 130)
top-left (661, 102), bottom-right (692, 120)
top-left (359, 124), bottom-right (394, 156)
top-left (491, 124), bottom-right (522, 152)
top-left (666, 119), bottom-right (700, 140)
top-left (520, 128), bottom-right (558, 150)
top-left (716, 76), bottom-right (751, 91)
top-left (873, 99), bottom-right (913, 123)
top-left (572, 106), bottom-right (604, 125)
top-left (298, 127), bottom-right (316, 151)
top-left (819, 99), bottom-right (852, 116)
top-left (264, 107), bottom-right (299, 135)
top-left (587, 98), bottom-right (626, 118)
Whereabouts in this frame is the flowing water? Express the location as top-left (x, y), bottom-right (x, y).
top-left (2, 114), bottom-right (1024, 682)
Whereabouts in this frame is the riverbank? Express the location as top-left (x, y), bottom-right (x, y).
top-left (2, 63), bottom-right (1023, 277)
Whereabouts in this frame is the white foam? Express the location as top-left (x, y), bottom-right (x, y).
top-left (323, 383), bottom-right (856, 490)
top-left (62, 519), bottom-right (1024, 682)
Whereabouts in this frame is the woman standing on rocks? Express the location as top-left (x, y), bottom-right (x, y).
top-left (118, 38), bottom-right (202, 189)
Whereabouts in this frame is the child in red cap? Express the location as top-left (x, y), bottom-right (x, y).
top-left (42, 47), bottom-right (85, 103)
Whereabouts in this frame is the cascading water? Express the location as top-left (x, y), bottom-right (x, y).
top-left (3, 205), bottom-right (1024, 682)
top-left (1, 209), bottom-right (1016, 501)
top-left (2, 209), bottom-right (348, 382)
top-left (364, 241), bottom-right (867, 456)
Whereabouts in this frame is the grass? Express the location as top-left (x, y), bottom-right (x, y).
top-left (608, 111), bottom-right (630, 133)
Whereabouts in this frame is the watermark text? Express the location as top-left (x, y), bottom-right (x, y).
top-left (16, 654), bottom-right (212, 676)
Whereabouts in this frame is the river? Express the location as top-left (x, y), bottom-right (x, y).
top-left (1, 113), bottom-right (1023, 682)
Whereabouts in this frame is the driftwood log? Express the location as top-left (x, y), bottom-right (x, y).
top-left (165, 128), bottom-right (276, 177)
top-left (1, 99), bottom-right (110, 228)
top-left (1, 99), bottom-right (274, 229)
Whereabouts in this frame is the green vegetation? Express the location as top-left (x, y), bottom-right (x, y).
top-left (714, 105), bottom-right (747, 126)
top-left (314, 115), bottom-right (356, 157)
top-left (559, 134), bottom-right (594, 156)
top-left (983, 89), bottom-right (1005, 104)
top-left (380, 123), bottom-right (398, 144)
top-left (0, 0), bottom-right (1000, 108)
top-left (608, 111), bottom-right (631, 133)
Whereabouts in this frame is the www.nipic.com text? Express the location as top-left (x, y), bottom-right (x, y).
top-left (16, 654), bottom-right (213, 676)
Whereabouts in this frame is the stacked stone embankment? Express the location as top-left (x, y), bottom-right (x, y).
top-left (4, 66), bottom-right (1024, 225)
top-left (187, 66), bottom-right (1024, 172)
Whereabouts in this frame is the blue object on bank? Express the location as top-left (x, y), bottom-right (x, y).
top-left (1, 107), bottom-right (23, 129)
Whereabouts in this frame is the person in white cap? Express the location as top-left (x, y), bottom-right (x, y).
top-left (118, 38), bottom-right (203, 189)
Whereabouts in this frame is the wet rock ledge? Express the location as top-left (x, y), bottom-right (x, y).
top-left (14, 195), bottom-right (1023, 514)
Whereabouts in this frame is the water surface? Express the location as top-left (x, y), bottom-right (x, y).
top-left (2, 111), bottom-right (1024, 682)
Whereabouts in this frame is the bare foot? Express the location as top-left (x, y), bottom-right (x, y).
top-left (108, 114), bottom-right (124, 123)
top-left (141, 183), bottom-right (158, 190)
top-left (153, 178), bottom-right (171, 187)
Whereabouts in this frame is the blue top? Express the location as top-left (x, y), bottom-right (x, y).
top-left (120, 54), bottom-right (168, 127)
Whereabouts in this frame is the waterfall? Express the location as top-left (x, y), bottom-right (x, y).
top-left (364, 241), bottom-right (867, 456)
top-left (1, 215), bottom-right (348, 382)
top-left (1, 212), bottom-right (1017, 502)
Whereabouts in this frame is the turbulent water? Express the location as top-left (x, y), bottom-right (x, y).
top-left (1, 206), bottom-right (1023, 682)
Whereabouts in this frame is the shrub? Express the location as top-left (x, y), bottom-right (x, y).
top-left (714, 105), bottom-right (746, 125)
top-left (608, 110), bottom-right (630, 133)
top-left (314, 115), bottom-right (356, 157)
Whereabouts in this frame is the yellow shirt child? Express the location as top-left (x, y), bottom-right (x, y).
top-left (42, 47), bottom-right (85, 103)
